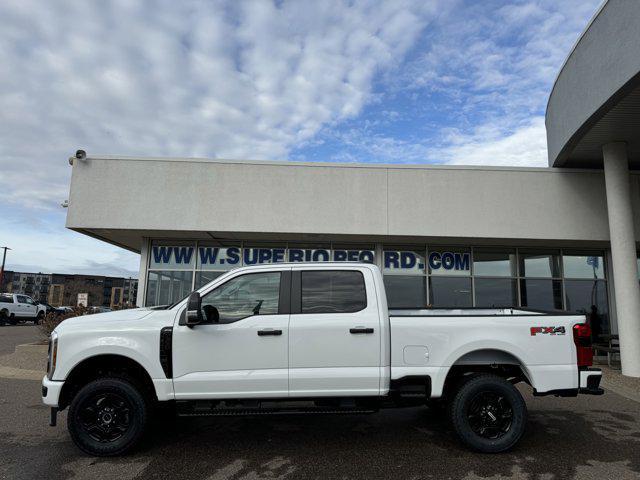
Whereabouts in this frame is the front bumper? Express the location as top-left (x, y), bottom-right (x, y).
top-left (579, 367), bottom-right (604, 395)
top-left (42, 375), bottom-right (64, 407)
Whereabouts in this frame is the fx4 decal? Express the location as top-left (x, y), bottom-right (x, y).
top-left (530, 326), bottom-right (566, 336)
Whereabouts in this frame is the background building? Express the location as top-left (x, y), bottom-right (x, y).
top-left (0, 271), bottom-right (137, 307)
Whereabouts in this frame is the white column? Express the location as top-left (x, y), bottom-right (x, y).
top-left (136, 238), bottom-right (149, 308)
top-left (603, 142), bottom-right (640, 377)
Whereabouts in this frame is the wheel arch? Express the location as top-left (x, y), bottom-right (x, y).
top-left (438, 347), bottom-right (533, 399)
top-left (58, 354), bottom-right (158, 410)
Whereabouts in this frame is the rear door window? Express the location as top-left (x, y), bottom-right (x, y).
top-left (0, 295), bottom-right (13, 303)
top-left (301, 271), bottom-right (366, 314)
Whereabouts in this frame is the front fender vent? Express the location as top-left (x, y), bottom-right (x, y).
top-left (159, 327), bottom-right (173, 378)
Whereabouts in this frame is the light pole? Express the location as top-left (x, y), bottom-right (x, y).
top-left (0, 247), bottom-right (10, 293)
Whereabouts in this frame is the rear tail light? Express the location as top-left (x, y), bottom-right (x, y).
top-left (573, 323), bottom-right (593, 368)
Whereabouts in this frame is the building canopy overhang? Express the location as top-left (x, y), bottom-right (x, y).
top-left (546, 0), bottom-right (640, 169)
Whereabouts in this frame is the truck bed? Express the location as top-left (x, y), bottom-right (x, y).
top-left (388, 308), bottom-right (587, 397)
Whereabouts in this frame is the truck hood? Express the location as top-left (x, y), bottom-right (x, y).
top-left (56, 308), bottom-right (156, 329)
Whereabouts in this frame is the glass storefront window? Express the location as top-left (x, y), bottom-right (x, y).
top-left (331, 244), bottom-right (376, 264)
top-left (383, 246), bottom-right (426, 275)
top-left (519, 250), bottom-right (561, 278)
top-left (429, 277), bottom-right (472, 307)
top-left (196, 245), bottom-right (242, 270)
top-left (242, 243), bottom-right (287, 265)
top-left (195, 271), bottom-right (225, 289)
top-left (473, 248), bottom-right (516, 277)
top-left (564, 279), bottom-right (609, 336)
top-left (520, 279), bottom-right (563, 310)
top-left (149, 244), bottom-right (196, 270)
top-left (145, 242), bottom-right (612, 323)
top-left (474, 278), bottom-right (517, 307)
top-left (287, 243), bottom-right (331, 263)
top-left (384, 276), bottom-right (427, 308)
top-left (145, 270), bottom-right (193, 306)
top-left (428, 247), bottom-right (471, 276)
top-left (563, 253), bottom-right (605, 279)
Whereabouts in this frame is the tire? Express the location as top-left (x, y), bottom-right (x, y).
top-left (35, 311), bottom-right (44, 324)
top-left (0, 310), bottom-right (7, 325)
top-left (67, 377), bottom-right (149, 456)
top-left (449, 374), bottom-right (527, 453)
top-left (8, 315), bottom-right (18, 326)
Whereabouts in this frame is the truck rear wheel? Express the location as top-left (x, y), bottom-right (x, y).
top-left (67, 377), bottom-right (148, 456)
top-left (449, 374), bottom-right (527, 453)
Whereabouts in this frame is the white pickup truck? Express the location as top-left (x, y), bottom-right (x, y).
top-left (0, 293), bottom-right (46, 325)
top-left (42, 263), bottom-right (603, 456)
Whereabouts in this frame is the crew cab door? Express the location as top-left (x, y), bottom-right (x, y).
top-left (16, 295), bottom-right (36, 317)
top-left (288, 267), bottom-right (381, 396)
top-left (172, 269), bottom-right (290, 399)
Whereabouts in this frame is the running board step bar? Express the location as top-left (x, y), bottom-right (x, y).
top-left (177, 407), bottom-right (377, 417)
top-left (176, 400), bottom-right (378, 417)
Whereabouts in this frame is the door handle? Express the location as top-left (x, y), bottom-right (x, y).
top-left (350, 327), bottom-right (374, 334)
top-left (257, 329), bottom-right (283, 336)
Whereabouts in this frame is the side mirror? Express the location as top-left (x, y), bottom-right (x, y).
top-left (185, 292), bottom-right (203, 326)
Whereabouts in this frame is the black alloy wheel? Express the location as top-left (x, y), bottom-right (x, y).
top-left (78, 392), bottom-right (132, 443)
top-left (68, 377), bottom-right (148, 456)
top-left (466, 391), bottom-right (513, 440)
top-left (449, 374), bottom-right (527, 453)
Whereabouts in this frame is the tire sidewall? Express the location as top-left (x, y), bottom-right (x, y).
top-left (450, 375), bottom-right (527, 453)
top-left (68, 378), bottom-right (148, 456)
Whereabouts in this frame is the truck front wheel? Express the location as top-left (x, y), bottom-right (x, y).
top-left (68, 377), bottom-right (148, 456)
top-left (449, 374), bottom-right (527, 453)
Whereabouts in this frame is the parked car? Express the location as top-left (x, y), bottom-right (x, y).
top-left (38, 301), bottom-right (64, 316)
top-left (42, 263), bottom-right (603, 456)
top-left (0, 293), bottom-right (47, 324)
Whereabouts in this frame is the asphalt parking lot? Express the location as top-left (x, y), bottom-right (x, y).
top-left (1, 325), bottom-right (639, 480)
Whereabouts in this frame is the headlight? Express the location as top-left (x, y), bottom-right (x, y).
top-left (47, 332), bottom-right (58, 380)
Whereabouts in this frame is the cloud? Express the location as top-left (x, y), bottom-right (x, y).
top-left (1, 209), bottom-right (139, 277)
top-left (317, 116), bottom-right (547, 167)
top-left (316, 0), bottom-right (602, 167)
top-left (438, 116), bottom-right (548, 167)
top-left (0, 0), bottom-right (440, 210)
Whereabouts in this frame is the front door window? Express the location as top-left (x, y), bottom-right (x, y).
top-left (201, 272), bottom-right (281, 323)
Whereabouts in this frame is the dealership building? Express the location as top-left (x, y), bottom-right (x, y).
top-left (64, 0), bottom-right (640, 377)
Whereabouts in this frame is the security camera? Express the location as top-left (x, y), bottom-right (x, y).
top-left (75, 150), bottom-right (86, 160)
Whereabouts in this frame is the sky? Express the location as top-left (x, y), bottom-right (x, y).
top-left (0, 0), bottom-right (602, 277)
